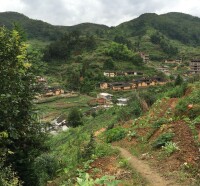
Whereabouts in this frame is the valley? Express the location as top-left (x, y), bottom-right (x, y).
top-left (1, 11), bottom-right (200, 186)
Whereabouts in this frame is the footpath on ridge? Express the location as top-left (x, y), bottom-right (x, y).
top-left (117, 147), bottom-right (180, 186)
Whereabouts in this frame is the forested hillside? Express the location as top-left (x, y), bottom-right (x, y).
top-left (0, 12), bottom-right (108, 40)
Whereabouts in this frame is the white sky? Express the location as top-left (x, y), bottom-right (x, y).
top-left (0, 0), bottom-right (200, 26)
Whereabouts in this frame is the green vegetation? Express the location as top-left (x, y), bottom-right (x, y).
top-left (2, 10), bottom-right (200, 186)
top-left (162, 141), bottom-right (180, 156)
top-left (0, 27), bottom-right (46, 185)
top-left (105, 127), bottom-right (127, 143)
top-left (68, 107), bottom-right (83, 127)
top-left (152, 132), bottom-right (175, 148)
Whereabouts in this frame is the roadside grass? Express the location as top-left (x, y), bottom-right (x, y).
top-left (117, 156), bottom-right (149, 186)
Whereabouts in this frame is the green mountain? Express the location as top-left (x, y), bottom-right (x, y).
top-left (1, 11), bottom-right (200, 45)
top-left (114, 12), bottom-right (200, 45)
top-left (1, 11), bottom-right (200, 59)
top-left (0, 12), bottom-right (109, 40)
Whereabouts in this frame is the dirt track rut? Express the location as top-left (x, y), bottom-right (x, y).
top-left (117, 147), bottom-right (180, 186)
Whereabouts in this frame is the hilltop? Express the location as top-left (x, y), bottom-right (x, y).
top-left (0, 12), bottom-right (109, 40)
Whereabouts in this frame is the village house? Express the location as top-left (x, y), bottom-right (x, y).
top-left (134, 79), bottom-right (148, 88)
top-left (140, 52), bottom-right (150, 63)
top-left (134, 77), bottom-right (165, 88)
top-left (100, 82), bottom-right (108, 89)
top-left (44, 87), bottom-right (65, 97)
top-left (103, 71), bottom-right (116, 77)
top-left (88, 97), bottom-right (107, 106)
top-left (190, 59), bottom-right (200, 74)
top-left (165, 59), bottom-right (182, 64)
top-left (124, 71), bottom-right (142, 76)
top-left (109, 82), bottom-right (135, 91)
top-left (103, 71), bottom-right (143, 78)
top-left (156, 66), bottom-right (170, 75)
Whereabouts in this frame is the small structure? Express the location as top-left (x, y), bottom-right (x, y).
top-left (103, 71), bottom-right (143, 78)
top-left (140, 52), bottom-right (149, 63)
top-left (117, 98), bottom-right (129, 106)
top-left (48, 115), bottom-right (69, 134)
top-left (44, 87), bottom-right (65, 97)
top-left (97, 93), bottom-right (113, 100)
top-left (88, 98), bottom-right (107, 106)
top-left (165, 59), bottom-right (182, 64)
top-left (190, 59), bottom-right (200, 74)
top-left (100, 82), bottom-right (108, 89)
top-left (103, 71), bottom-right (116, 77)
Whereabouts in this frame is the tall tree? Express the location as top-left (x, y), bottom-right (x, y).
top-left (0, 27), bottom-right (45, 185)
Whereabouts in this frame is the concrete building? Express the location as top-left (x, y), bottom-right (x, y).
top-left (190, 59), bottom-right (200, 74)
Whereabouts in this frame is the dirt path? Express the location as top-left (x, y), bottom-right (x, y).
top-left (117, 147), bottom-right (180, 186)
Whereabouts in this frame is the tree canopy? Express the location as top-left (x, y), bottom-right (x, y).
top-left (0, 27), bottom-right (45, 185)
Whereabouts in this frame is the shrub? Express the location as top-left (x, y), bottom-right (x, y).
top-left (165, 83), bottom-right (187, 98)
top-left (127, 130), bottom-right (138, 141)
top-left (68, 108), bottom-right (83, 127)
top-left (76, 172), bottom-right (120, 186)
top-left (162, 141), bottom-right (180, 156)
top-left (105, 127), bottom-right (127, 143)
top-left (153, 118), bottom-right (169, 128)
top-left (33, 154), bottom-right (59, 186)
top-left (175, 88), bottom-right (200, 119)
top-left (152, 132), bottom-right (174, 148)
top-left (95, 143), bottom-right (116, 157)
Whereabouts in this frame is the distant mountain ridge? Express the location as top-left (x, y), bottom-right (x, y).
top-left (1, 11), bottom-right (200, 46)
top-left (113, 12), bottom-right (200, 45)
top-left (0, 12), bottom-right (109, 40)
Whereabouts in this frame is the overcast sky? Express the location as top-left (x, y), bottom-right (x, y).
top-left (0, 0), bottom-right (200, 26)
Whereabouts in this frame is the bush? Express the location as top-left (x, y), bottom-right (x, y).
top-left (162, 142), bottom-right (179, 156)
top-left (33, 154), bottom-right (59, 186)
top-left (68, 108), bottom-right (83, 127)
top-left (175, 87), bottom-right (200, 119)
top-left (153, 118), bottom-right (169, 128)
top-left (152, 132), bottom-right (174, 148)
top-left (95, 143), bottom-right (117, 157)
top-left (0, 165), bottom-right (22, 186)
top-left (165, 83), bottom-right (187, 98)
top-left (105, 127), bottom-right (127, 143)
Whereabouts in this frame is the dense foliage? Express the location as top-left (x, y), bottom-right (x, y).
top-left (150, 32), bottom-right (178, 56)
top-left (43, 31), bottom-right (96, 61)
top-left (0, 27), bottom-right (46, 185)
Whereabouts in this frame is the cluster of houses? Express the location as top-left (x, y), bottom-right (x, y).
top-left (100, 77), bottom-right (166, 91)
top-left (88, 93), bottom-right (129, 109)
top-left (103, 71), bottom-right (143, 77)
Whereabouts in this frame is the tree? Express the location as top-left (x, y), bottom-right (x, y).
top-left (132, 54), bottom-right (143, 65)
top-left (68, 108), bottom-right (83, 127)
top-left (0, 27), bottom-right (46, 185)
top-left (105, 42), bottom-right (133, 61)
top-left (103, 58), bottom-right (115, 70)
top-left (174, 74), bottom-right (183, 86)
